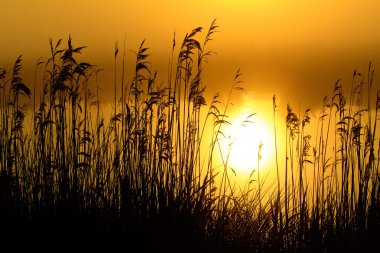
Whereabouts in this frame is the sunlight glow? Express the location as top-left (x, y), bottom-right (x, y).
top-left (221, 110), bottom-right (273, 176)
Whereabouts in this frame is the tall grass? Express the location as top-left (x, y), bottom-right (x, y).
top-left (0, 20), bottom-right (379, 252)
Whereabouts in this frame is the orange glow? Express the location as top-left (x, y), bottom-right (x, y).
top-left (1, 0), bottom-right (379, 185)
top-left (215, 96), bottom-right (279, 182)
top-left (1, 0), bottom-right (379, 110)
top-left (221, 111), bottom-right (273, 176)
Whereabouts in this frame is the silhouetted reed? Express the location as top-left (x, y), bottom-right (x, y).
top-left (0, 20), bottom-right (379, 252)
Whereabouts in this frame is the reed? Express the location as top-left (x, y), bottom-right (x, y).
top-left (0, 20), bottom-right (379, 252)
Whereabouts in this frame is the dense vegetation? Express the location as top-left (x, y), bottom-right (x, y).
top-left (1, 21), bottom-right (379, 252)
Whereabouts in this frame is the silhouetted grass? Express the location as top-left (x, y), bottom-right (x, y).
top-left (0, 20), bottom-right (380, 252)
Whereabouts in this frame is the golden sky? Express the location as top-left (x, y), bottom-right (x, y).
top-left (1, 0), bottom-right (380, 108)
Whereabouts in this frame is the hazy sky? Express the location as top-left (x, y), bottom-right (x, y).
top-left (1, 0), bottom-right (380, 110)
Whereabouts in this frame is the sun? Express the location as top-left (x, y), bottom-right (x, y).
top-left (221, 112), bottom-right (273, 176)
